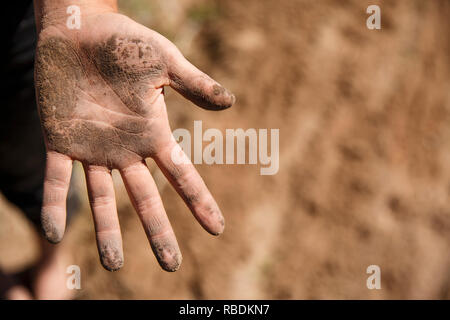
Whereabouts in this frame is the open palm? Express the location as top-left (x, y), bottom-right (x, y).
top-left (35, 12), bottom-right (235, 271)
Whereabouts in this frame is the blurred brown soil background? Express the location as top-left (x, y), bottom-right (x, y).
top-left (1, 0), bottom-right (449, 299)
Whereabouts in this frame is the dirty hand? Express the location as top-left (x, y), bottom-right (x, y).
top-left (34, 0), bottom-right (235, 271)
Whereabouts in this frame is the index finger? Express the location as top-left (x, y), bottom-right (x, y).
top-left (153, 141), bottom-right (225, 236)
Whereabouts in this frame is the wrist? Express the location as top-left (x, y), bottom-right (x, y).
top-left (34, 0), bottom-right (118, 33)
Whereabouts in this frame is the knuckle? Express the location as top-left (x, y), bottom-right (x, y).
top-left (45, 176), bottom-right (68, 190)
top-left (90, 195), bottom-right (115, 209)
top-left (135, 193), bottom-right (162, 214)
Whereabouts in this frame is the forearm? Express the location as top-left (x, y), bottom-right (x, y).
top-left (33, 0), bottom-right (118, 32)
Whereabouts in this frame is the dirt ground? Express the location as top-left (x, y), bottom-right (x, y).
top-left (1, 0), bottom-right (450, 299)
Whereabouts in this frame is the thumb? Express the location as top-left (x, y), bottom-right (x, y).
top-left (166, 47), bottom-right (235, 111)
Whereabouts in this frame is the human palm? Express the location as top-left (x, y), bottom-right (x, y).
top-left (35, 12), bottom-right (234, 271)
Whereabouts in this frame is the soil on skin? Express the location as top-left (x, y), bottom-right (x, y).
top-left (1, 0), bottom-right (449, 299)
